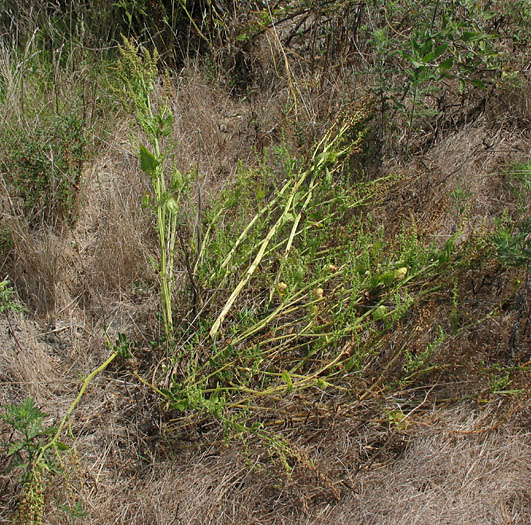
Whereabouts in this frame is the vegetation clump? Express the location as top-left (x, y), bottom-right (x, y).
top-left (0, 1), bottom-right (529, 523)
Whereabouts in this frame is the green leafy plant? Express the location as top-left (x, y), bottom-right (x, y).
top-left (1, 398), bottom-right (63, 525)
top-left (403, 325), bottom-right (446, 378)
top-left (488, 365), bottom-right (524, 397)
top-left (1, 114), bottom-right (87, 227)
top-left (494, 217), bottom-right (531, 270)
top-left (147, 98), bottom-right (467, 464)
top-left (1, 347), bottom-right (120, 524)
top-left (0, 279), bottom-right (25, 314)
top-left (366, 0), bottom-right (508, 155)
top-left (114, 36), bottom-right (190, 340)
top-left (1, 398), bottom-right (60, 482)
top-left (493, 161), bottom-right (530, 271)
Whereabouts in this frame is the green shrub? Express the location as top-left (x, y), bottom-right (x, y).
top-left (1, 114), bottom-right (87, 227)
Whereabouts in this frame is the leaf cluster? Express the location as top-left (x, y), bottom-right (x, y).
top-left (0, 398), bottom-right (62, 483)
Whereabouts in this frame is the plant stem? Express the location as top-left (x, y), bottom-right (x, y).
top-left (37, 351), bottom-right (119, 462)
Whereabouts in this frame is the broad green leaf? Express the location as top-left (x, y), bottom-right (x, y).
top-left (400, 50), bottom-right (413, 62)
top-left (139, 145), bottom-right (159, 173)
top-left (423, 43), bottom-right (448, 63)
top-left (439, 57), bottom-right (454, 72)
top-left (410, 37), bottom-right (421, 52)
top-left (419, 38), bottom-right (433, 57)
top-left (173, 399), bottom-right (189, 411)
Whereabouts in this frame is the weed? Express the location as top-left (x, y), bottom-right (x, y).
top-left (365, 0), bottom-right (511, 155)
top-left (114, 36), bottom-right (191, 340)
top-left (1, 345), bottom-right (121, 523)
top-left (1, 398), bottom-right (60, 483)
top-left (0, 278), bottom-right (25, 314)
top-left (493, 160), bottom-right (530, 272)
top-left (1, 398), bottom-right (63, 525)
top-left (494, 214), bottom-right (530, 271)
top-left (1, 114), bottom-right (87, 227)
top-left (403, 325), bottom-right (446, 378)
top-left (147, 97), bottom-right (468, 463)
top-left (505, 160), bottom-right (531, 213)
top-left (488, 365), bottom-right (524, 397)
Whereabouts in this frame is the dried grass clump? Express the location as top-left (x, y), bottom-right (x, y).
top-left (0, 317), bottom-right (61, 406)
top-left (318, 407), bottom-right (531, 525)
top-left (38, 404), bottom-right (529, 525)
top-left (375, 119), bottom-right (529, 242)
top-left (4, 222), bottom-right (70, 318)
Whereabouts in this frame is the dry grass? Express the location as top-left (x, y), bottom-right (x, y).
top-left (28, 400), bottom-right (529, 525)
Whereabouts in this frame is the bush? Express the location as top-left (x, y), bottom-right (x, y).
top-left (1, 114), bottom-right (87, 227)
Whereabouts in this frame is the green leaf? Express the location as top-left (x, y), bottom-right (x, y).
top-left (172, 169), bottom-right (184, 190)
top-left (373, 305), bottom-right (387, 321)
top-left (379, 270), bottom-right (395, 286)
top-left (156, 111), bottom-right (174, 137)
top-left (55, 441), bottom-right (70, 451)
top-left (462, 31), bottom-right (483, 43)
top-left (400, 50), bottom-right (413, 62)
top-left (256, 185), bottom-right (265, 201)
top-left (59, 500), bottom-right (89, 518)
top-left (139, 145), bottom-right (159, 173)
top-left (282, 370), bottom-right (293, 392)
top-left (423, 43), bottom-right (448, 63)
top-left (173, 399), bottom-right (189, 411)
top-left (325, 168), bottom-right (332, 187)
top-left (7, 442), bottom-right (25, 456)
top-left (419, 38), bottom-right (433, 57)
top-left (439, 57), bottom-right (454, 72)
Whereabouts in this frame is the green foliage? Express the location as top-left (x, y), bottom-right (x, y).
top-left (494, 217), bottom-right (531, 269)
top-left (0, 398), bottom-right (61, 483)
top-left (403, 325), bottom-right (445, 377)
top-left (494, 160), bottom-right (531, 270)
top-left (156, 101), bottom-right (464, 449)
top-left (487, 364), bottom-right (525, 397)
top-left (114, 36), bottom-right (193, 340)
top-left (364, 0), bottom-right (516, 154)
top-left (0, 398), bottom-right (64, 524)
top-left (1, 114), bottom-right (87, 226)
top-left (1, 350), bottom-right (119, 523)
top-left (0, 279), bottom-right (25, 314)
top-left (106, 331), bottom-right (134, 359)
top-left (58, 500), bottom-right (89, 521)
top-left (1, 0), bottom-right (529, 499)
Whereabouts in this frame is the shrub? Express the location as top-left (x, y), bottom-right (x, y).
top-left (1, 114), bottom-right (87, 227)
